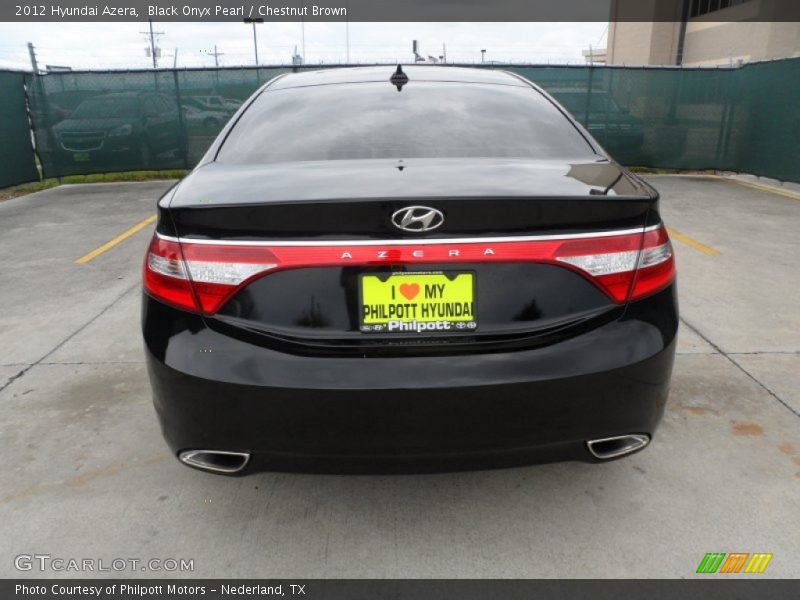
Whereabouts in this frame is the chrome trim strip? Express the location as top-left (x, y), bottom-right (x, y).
top-left (158, 224), bottom-right (661, 247)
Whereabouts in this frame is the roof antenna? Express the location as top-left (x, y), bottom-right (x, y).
top-left (390, 64), bottom-right (409, 92)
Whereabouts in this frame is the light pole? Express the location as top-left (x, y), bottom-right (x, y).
top-left (481, 49), bottom-right (486, 63)
top-left (149, 20), bottom-right (158, 68)
top-left (244, 18), bottom-right (264, 65)
top-left (140, 19), bottom-right (164, 68)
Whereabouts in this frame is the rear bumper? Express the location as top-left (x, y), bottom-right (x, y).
top-left (143, 285), bottom-right (678, 473)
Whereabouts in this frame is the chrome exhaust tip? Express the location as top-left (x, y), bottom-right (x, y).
top-left (178, 450), bottom-right (251, 474)
top-left (587, 434), bottom-right (650, 460)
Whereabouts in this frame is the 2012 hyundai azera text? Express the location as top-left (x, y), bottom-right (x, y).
top-left (142, 66), bottom-right (678, 475)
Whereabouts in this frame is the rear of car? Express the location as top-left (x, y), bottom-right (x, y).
top-left (142, 66), bottom-right (677, 474)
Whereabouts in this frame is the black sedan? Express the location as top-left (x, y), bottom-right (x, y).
top-left (53, 92), bottom-right (182, 169)
top-left (142, 66), bottom-right (677, 475)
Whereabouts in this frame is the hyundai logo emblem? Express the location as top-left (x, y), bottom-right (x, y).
top-left (391, 206), bottom-right (444, 233)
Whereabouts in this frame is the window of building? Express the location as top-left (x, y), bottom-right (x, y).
top-left (690, 0), bottom-right (751, 18)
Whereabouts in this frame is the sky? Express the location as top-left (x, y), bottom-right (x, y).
top-left (0, 22), bottom-right (607, 70)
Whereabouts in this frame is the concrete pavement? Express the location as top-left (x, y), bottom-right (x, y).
top-left (0, 176), bottom-right (797, 578)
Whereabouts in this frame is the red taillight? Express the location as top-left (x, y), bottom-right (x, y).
top-left (179, 243), bottom-right (279, 314)
top-left (142, 226), bottom-right (675, 315)
top-left (143, 235), bottom-right (278, 314)
top-left (554, 224), bottom-right (675, 301)
top-left (143, 236), bottom-right (199, 313)
top-left (628, 225), bottom-right (676, 301)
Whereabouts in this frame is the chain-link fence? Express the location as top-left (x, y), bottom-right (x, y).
top-left (6, 59), bottom-right (800, 186)
top-left (26, 66), bottom-right (295, 178)
top-left (510, 59), bottom-right (800, 180)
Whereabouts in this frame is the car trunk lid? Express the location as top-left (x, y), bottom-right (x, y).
top-left (146, 159), bottom-right (672, 354)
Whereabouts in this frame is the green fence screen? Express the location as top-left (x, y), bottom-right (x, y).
top-left (0, 70), bottom-right (39, 188)
top-left (509, 60), bottom-right (800, 180)
top-left (13, 58), bottom-right (800, 185)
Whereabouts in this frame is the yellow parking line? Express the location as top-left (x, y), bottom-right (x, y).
top-left (75, 214), bottom-right (157, 265)
top-left (667, 227), bottom-right (719, 257)
top-left (725, 179), bottom-right (800, 201)
top-left (703, 174), bottom-right (800, 201)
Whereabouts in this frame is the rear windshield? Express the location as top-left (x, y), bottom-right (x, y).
top-left (216, 81), bottom-right (594, 164)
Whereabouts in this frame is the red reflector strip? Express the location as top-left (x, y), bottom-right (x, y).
top-left (179, 233), bottom-right (644, 269)
top-left (144, 226), bottom-right (675, 315)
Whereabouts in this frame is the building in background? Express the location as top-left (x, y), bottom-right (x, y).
top-left (582, 46), bottom-right (607, 63)
top-left (607, 0), bottom-right (800, 66)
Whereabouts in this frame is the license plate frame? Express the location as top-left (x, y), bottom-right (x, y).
top-left (358, 271), bottom-right (477, 334)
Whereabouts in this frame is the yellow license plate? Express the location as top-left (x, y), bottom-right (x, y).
top-left (359, 271), bottom-right (477, 334)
